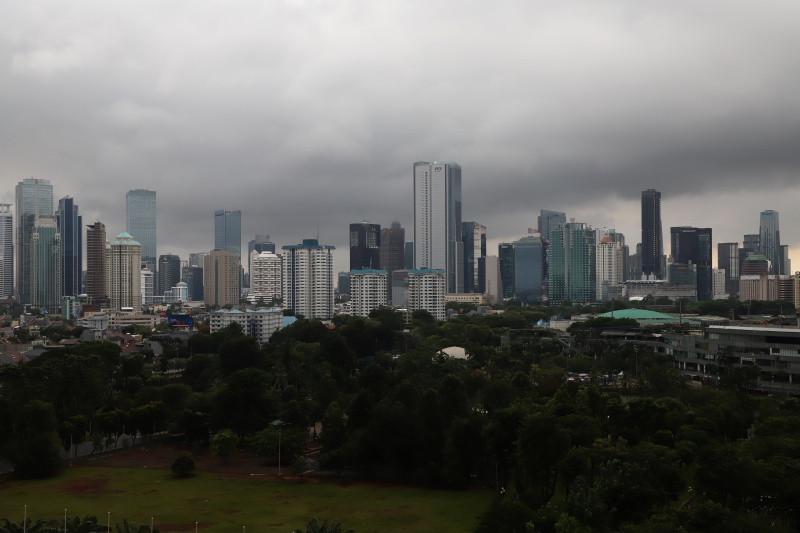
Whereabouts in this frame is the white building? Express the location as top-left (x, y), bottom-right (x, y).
top-left (163, 282), bottom-right (188, 304)
top-left (712, 268), bottom-right (728, 300)
top-left (282, 239), bottom-right (335, 319)
top-left (141, 268), bottom-right (154, 305)
top-left (410, 268), bottom-right (446, 321)
top-left (108, 232), bottom-right (142, 311)
top-left (596, 233), bottom-right (623, 301)
top-left (413, 161), bottom-right (463, 294)
top-left (349, 269), bottom-right (388, 317)
top-left (483, 255), bottom-right (502, 305)
top-left (209, 308), bottom-right (284, 345)
top-left (250, 251), bottom-right (282, 299)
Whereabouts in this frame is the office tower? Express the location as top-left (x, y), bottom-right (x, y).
top-left (31, 217), bottom-right (61, 311)
top-left (781, 244), bottom-right (791, 277)
top-left (157, 254), bottom-right (181, 296)
top-left (108, 232), bottom-right (142, 311)
top-left (0, 204), bottom-right (12, 298)
top-left (380, 221), bottom-right (406, 303)
top-left (641, 189), bottom-right (663, 279)
top-left (514, 235), bottom-right (544, 303)
top-left (337, 272), bottom-right (350, 296)
top-left (538, 210), bottom-right (566, 241)
top-left (16, 178), bottom-right (54, 303)
top-left (350, 221), bottom-right (381, 270)
top-left (741, 254), bottom-right (770, 276)
top-left (669, 262), bottom-right (697, 286)
top-left (462, 222), bottom-right (487, 294)
top-left (498, 242), bottom-right (516, 299)
top-left (549, 222), bottom-right (597, 304)
top-left (404, 242), bottom-right (414, 269)
top-left (215, 210), bottom-right (242, 258)
top-left (85, 221), bottom-right (107, 306)
top-left (670, 227), bottom-right (713, 301)
top-left (740, 234), bottom-right (760, 275)
top-left (349, 269), bottom-right (388, 317)
top-left (189, 252), bottom-right (207, 268)
top-left (204, 249), bottom-right (240, 307)
top-left (718, 242), bottom-right (740, 297)
top-left (250, 251), bottom-right (282, 299)
top-left (759, 210), bottom-right (781, 274)
top-left (140, 268), bottom-right (154, 306)
top-left (126, 190), bottom-right (156, 270)
top-left (596, 231), bottom-right (624, 301)
top-left (413, 161), bottom-right (463, 293)
top-left (483, 256), bottom-right (502, 304)
top-left (712, 269), bottom-right (727, 300)
top-left (181, 266), bottom-right (204, 301)
top-left (55, 197), bottom-right (82, 297)
top-left (282, 239), bottom-right (335, 319)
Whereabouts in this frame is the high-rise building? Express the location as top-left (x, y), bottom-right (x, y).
top-left (108, 232), bottom-right (142, 311)
top-left (718, 242), bottom-right (740, 297)
top-left (157, 254), bottom-right (181, 296)
top-left (282, 239), bottom-right (335, 319)
top-left (350, 221), bottom-right (381, 270)
top-left (85, 221), bottom-right (108, 306)
top-left (404, 242), bottom-right (414, 270)
top-left (203, 249), bottom-right (240, 307)
top-left (189, 252), bottom-right (207, 268)
top-left (759, 210), bottom-right (781, 274)
top-left (380, 221), bottom-right (406, 303)
top-left (126, 190), bottom-right (156, 270)
top-left (549, 222), bottom-right (597, 304)
top-left (248, 235), bottom-right (275, 275)
top-left (349, 269), bottom-right (388, 317)
top-left (140, 268), bottom-right (154, 306)
top-left (16, 178), bottom-right (54, 303)
top-left (31, 216), bottom-right (61, 311)
top-left (0, 204), bottom-right (12, 298)
top-left (596, 230), bottom-right (624, 301)
top-left (462, 222), bottom-right (487, 294)
top-left (392, 268), bottom-right (447, 321)
top-left (181, 266), bottom-right (204, 302)
top-left (250, 251), bottom-right (282, 300)
top-left (413, 161), bottom-right (463, 293)
top-left (337, 271), bottom-right (350, 296)
top-left (498, 242), bottom-right (516, 299)
top-left (483, 256), bottom-right (502, 304)
top-left (56, 197), bottom-right (82, 298)
top-left (781, 244), bottom-right (791, 278)
top-left (641, 189), bottom-right (663, 279)
top-left (215, 210), bottom-right (242, 258)
top-left (515, 235), bottom-right (545, 303)
top-left (670, 227), bottom-right (713, 301)
top-left (538, 210), bottom-right (566, 241)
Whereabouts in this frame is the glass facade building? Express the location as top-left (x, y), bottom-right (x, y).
top-left (214, 210), bottom-right (242, 259)
top-left (16, 178), bottom-right (54, 303)
top-left (462, 221), bottom-right (486, 294)
top-left (0, 204), bottom-right (12, 299)
top-left (31, 217), bottom-right (61, 311)
top-left (514, 235), bottom-right (544, 303)
top-left (548, 222), bottom-right (596, 304)
top-left (498, 242), bottom-right (516, 299)
top-left (759, 210), bottom-right (781, 274)
top-left (670, 226), bottom-right (713, 301)
top-left (641, 189), bottom-right (663, 279)
top-left (56, 196), bottom-right (82, 297)
top-left (126, 189), bottom-right (157, 268)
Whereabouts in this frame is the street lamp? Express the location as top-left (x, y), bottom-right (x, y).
top-left (270, 419), bottom-right (290, 475)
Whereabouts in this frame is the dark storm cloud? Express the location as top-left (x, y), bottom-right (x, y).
top-left (2, 0), bottom-right (800, 272)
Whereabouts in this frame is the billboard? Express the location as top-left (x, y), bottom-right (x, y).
top-left (167, 314), bottom-right (193, 329)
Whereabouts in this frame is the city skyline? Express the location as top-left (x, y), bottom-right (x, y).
top-left (2, 3), bottom-right (800, 277)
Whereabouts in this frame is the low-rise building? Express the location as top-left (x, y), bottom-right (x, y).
top-left (209, 308), bottom-right (284, 345)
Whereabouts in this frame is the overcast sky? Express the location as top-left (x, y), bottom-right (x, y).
top-left (2, 1), bottom-right (800, 276)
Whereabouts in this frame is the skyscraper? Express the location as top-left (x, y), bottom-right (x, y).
top-left (349, 221), bottom-right (381, 270)
top-left (538, 210), bottom-right (566, 241)
top-left (549, 222), bottom-right (596, 304)
top-left (498, 242), bottom-right (516, 299)
top-left (250, 251), bottom-right (282, 299)
top-left (671, 227), bottom-right (713, 301)
top-left (0, 204), bottom-right (12, 299)
top-left (596, 230), bottom-right (624, 301)
top-left (85, 221), bottom-right (107, 306)
top-left (214, 210), bottom-right (242, 258)
top-left (56, 197), bottom-right (82, 297)
top-left (759, 210), bottom-right (781, 274)
top-left (126, 189), bottom-right (157, 269)
top-left (380, 221), bottom-right (405, 303)
top-left (413, 161), bottom-right (462, 293)
top-left (108, 232), bottom-right (142, 311)
top-left (248, 234), bottom-right (276, 275)
top-left (157, 254), bottom-right (181, 296)
top-left (31, 216), bottom-right (61, 311)
top-left (462, 222), bottom-right (487, 294)
top-left (282, 239), bottom-right (335, 319)
top-left (203, 249), bottom-right (240, 307)
top-left (514, 235), bottom-right (544, 303)
top-left (16, 178), bottom-right (54, 303)
top-left (718, 242), bottom-right (740, 297)
top-left (641, 189), bottom-right (663, 279)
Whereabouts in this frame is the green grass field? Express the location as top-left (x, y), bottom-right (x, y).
top-left (0, 466), bottom-right (493, 533)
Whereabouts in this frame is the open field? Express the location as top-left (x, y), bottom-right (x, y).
top-left (0, 448), bottom-right (493, 533)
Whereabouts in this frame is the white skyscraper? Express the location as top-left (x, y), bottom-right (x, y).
top-left (349, 269), bottom-right (388, 317)
top-left (250, 251), bottom-right (282, 300)
top-left (0, 204), bottom-right (12, 298)
top-left (596, 230), bottom-right (623, 301)
top-left (413, 161), bottom-right (462, 293)
top-left (282, 239), bottom-right (335, 319)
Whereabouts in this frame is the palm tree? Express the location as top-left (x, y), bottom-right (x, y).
top-left (64, 516), bottom-right (105, 533)
top-left (0, 518), bottom-right (50, 533)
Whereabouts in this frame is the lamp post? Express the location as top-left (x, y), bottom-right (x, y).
top-left (270, 419), bottom-right (289, 475)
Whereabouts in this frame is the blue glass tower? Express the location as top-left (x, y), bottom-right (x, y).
top-left (126, 189), bottom-right (157, 268)
top-left (56, 196), bottom-right (82, 297)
